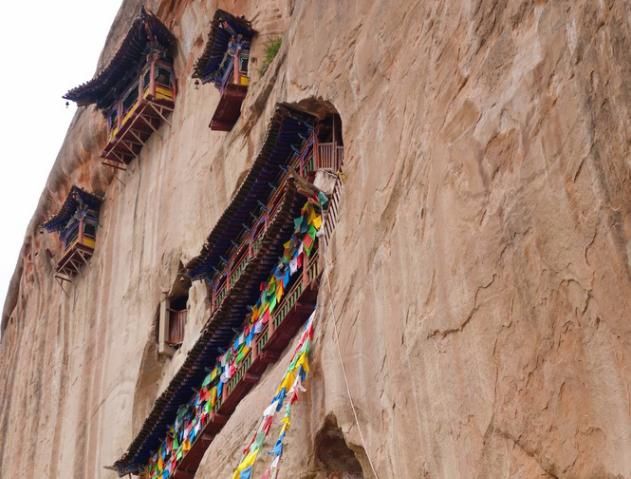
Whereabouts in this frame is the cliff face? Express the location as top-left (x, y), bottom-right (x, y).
top-left (2, 1), bottom-right (631, 478)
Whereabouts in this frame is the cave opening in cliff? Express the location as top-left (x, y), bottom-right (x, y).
top-left (315, 415), bottom-right (366, 479)
top-left (63, 7), bottom-right (177, 167)
top-left (158, 268), bottom-right (191, 354)
top-left (193, 9), bottom-right (257, 131)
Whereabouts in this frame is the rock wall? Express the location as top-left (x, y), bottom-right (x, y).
top-left (2, 1), bottom-right (631, 478)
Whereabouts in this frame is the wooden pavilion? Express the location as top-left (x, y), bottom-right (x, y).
top-left (41, 186), bottom-right (103, 283)
top-left (64, 8), bottom-right (177, 168)
top-left (193, 10), bottom-right (256, 131)
top-left (110, 106), bottom-right (344, 478)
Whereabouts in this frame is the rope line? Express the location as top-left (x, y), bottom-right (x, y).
top-left (322, 256), bottom-right (380, 479)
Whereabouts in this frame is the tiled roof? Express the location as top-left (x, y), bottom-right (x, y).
top-left (192, 9), bottom-right (255, 84)
top-left (63, 7), bottom-right (175, 110)
top-left (41, 186), bottom-right (103, 232)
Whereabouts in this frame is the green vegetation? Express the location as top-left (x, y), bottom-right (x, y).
top-left (259, 37), bottom-right (282, 76)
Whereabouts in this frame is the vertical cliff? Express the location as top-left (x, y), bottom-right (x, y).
top-left (2, 1), bottom-right (631, 478)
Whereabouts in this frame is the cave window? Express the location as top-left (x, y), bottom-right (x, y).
top-left (158, 272), bottom-right (192, 356)
top-left (167, 294), bottom-right (187, 347)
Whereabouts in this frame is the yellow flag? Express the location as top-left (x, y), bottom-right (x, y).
top-left (296, 351), bottom-right (310, 374)
top-left (312, 214), bottom-right (322, 230)
top-left (234, 449), bottom-right (259, 477)
top-left (277, 370), bottom-right (296, 394)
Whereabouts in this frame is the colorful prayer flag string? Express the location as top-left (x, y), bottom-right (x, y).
top-left (142, 196), bottom-right (324, 479)
top-left (232, 312), bottom-right (315, 479)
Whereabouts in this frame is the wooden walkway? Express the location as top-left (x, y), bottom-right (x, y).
top-left (172, 252), bottom-right (320, 478)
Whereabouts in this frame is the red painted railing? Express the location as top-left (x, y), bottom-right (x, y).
top-left (208, 136), bottom-right (320, 312)
top-left (315, 142), bottom-right (344, 171)
top-left (209, 179), bottom-right (292, 313)
top-left (170, 250), bottom-right (321, 478)
top-left (208, 137), bottom-right (342, 314)
top-left (320, 175), bottom-right (343, 251)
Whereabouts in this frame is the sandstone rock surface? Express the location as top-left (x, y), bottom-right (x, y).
top-left (2, 1), bottom-right (631, 478)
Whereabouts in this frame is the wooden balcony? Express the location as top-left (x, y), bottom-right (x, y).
top-left (320, 174), bottom-right (344, 251)
top-left (54, 235), bottom-right (96, 283)
top-left (207, 51), bottom-right (251, 132)
top-left (208, 173), bottom-right (319, 316)
top-left (204, 136), bottom-right (336, 317)
top-left (170, 250), bottom-right (321, 478)
top-left (306, 142), bottom-right (344, 173)
top-left (209, 83), bottom-right (248, 131)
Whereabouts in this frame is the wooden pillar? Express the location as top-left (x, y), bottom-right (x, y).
top-left (313, 131), bottom-right (320, 171)
top-left (210, 279), bottom-right (218, 312)
top-left (149, 56), bottom-right (156, 97)
top-left (251, 334), bottom-right (258, 363)
top-left (78, 218), bottom-right (84, 247)
top-left (115, 101), bottom-right (122, 131)
top-left (268, 311), bottom-right (276, 337)
top-left (233, 47), bottom-right (241, 84)
top-left (302, 256), bottom-right (310, 288)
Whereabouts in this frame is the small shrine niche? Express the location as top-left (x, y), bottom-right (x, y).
top-left (193, 9), bottom-right (256, 131)
top-left (40, 186), bottom-right (103, 283)
top-left (63, 8), bottom-right (177, 168)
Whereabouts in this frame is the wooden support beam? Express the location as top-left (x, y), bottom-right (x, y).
top-left (115, 138), bottom-right (138, 157)
top-left (101, 159), bottom-right (127, 171)
top-left (54, 272), bottom-right (73, 284)
top-left (127, 129), bottom-right (146, 146)
top-left (122, 137), bottom-right (143, 148)
top-left (244, 373), bottom-right (260, 384)
top-left (106, 149), bottom-right (126, 164)
top-left (148, 102), bottom-right (172, 127)
top-left (212, 413), bottom-right (228, 426)
top-left (140, 113), bottom-right (160, 133)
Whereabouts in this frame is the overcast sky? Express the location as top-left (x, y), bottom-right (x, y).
top-left (0, 1), bottom-right (121, 307)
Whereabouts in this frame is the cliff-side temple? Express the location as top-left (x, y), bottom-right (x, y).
top-left (40, 186), bottom-right (103, 283)
top-left (193, 10), bottom-right (256, 131)
top-left (61, 8), bottom-right (345, 479)
top-left (111, 104), bottom-right (343, 478)
top-left (64, 7), bottom-right (176, 168)
top-left (3, 1), bottom-right (626, 478)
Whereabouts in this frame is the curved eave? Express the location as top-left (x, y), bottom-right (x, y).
top-left (41, 186), bottom-right (103, 233)
top-left (192, 9), bottom-right (256, 83)
top-left (185, 105), bottom-right (315, 280)
top-left (63, 8), bottom-right (175, 109)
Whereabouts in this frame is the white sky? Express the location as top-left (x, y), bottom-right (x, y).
top-left (0, 1), bottom-right (121, 307)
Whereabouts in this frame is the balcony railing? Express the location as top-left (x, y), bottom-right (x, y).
top-left (144, 245), bottom-right (321, 479)
top-left (207, 138), bottom-right (341, 315)
top-left (209, 179), bottom-right (295, 313)
top-left (313, 142), bottom-right (344, 172)
top-left (320, 175), bottom-right (343, 252)
top-left (220, 248), bottom-right (319, 405)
